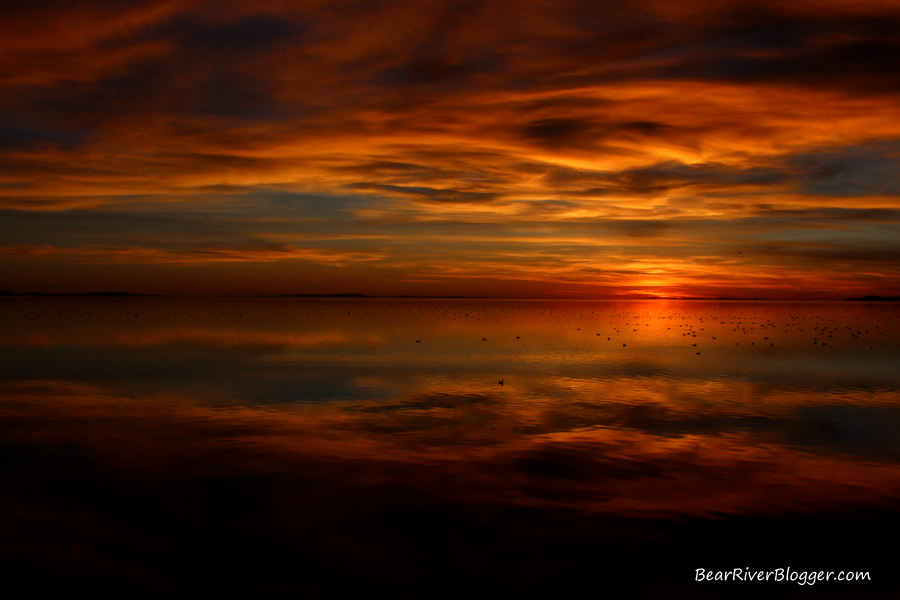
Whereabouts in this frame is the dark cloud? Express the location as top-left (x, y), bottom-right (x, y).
top-left (345, 183), bottom-right (502, 204)
top-left (0, 191), bottom-right (368, 248)
top-left (750, 205), bottom-right (900, 221)
top-left (0, 123), bottom-right (86, 151)
top-left (789, 142), bottom-right (900, 197)
top-left (174, 13), bottom-right (302, 57)
top-left (2, 11), bottom-right (308, 127)
top-left (730, 19), bottom-right (900, 92)
top-left (757, 244), bottom-right (900, 265)
top-left (541, 141), bottom-right (900, 202)
top-left (521, 118), bottom-right (672, 152)
top-left (522, 117), bottom-right (592, 148)
top-left (618, 162), bottom-right (788, 193)
top-left (541, 161), bottom-right (789, 198)
top-left (383, 55), bottom-right (502, 87)
top-left (13, 66), bottom-right (170, 127)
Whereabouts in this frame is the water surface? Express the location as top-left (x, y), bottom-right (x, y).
top-left (2, 298), bottom-right (898, 598)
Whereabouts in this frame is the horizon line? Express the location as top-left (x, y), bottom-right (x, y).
top-left (3, 290), bottom-right (898, 302)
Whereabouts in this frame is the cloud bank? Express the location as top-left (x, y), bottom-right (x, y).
top-left (2, 0), bottom-right (899, 297)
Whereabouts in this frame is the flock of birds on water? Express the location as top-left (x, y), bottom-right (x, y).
top-left (4, 298), bottom-right (898, 390)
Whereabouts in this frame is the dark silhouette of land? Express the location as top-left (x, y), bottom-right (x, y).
top-left (5, 290), bottom-right (898, 301)
top-left (276, 293), bottom-right (374, 298)
top-left (845, 295), bottom-right (900, 301)
top-left (0, 290), bottom-right (156, 297)
top-left (278, 293), bottom-right (488, 299)
top-left (651, 296), bottom-right (765, 300)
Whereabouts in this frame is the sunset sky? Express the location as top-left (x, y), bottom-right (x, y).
top-left (2, 0), bottom-right (899, 298)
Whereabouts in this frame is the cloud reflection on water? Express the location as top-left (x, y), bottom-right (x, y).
top-left (1, 298), bottom-right (899, 596)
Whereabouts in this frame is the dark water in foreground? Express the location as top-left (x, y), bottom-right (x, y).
top-left (2, 298), bottom-right (899, 598)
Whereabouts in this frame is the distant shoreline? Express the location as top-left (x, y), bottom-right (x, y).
top-left (0, 291), bottom-right (159, 297)
top-left (3, 290), bottom-right (899, 301)
top-left (843, 295), bottom-right (900, 301)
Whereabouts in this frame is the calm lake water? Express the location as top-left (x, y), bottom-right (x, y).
top-left (2, 298), bottom-right (899, 598)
